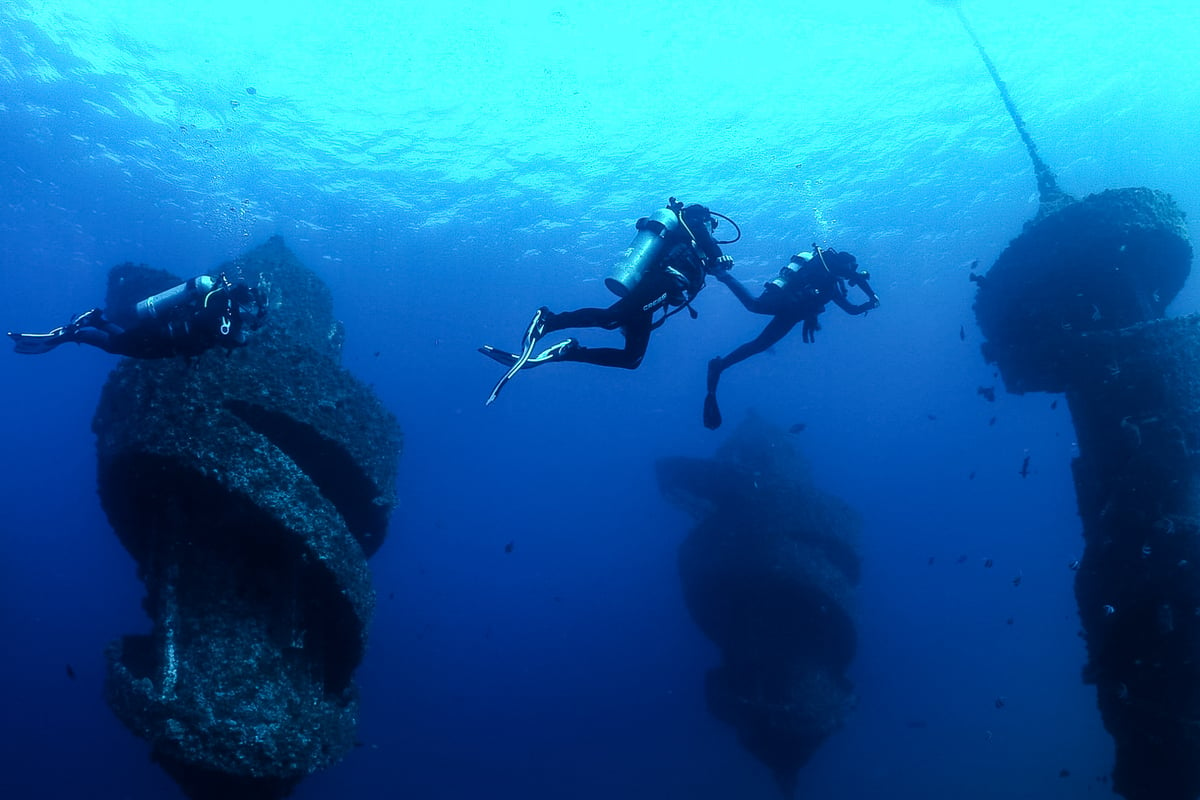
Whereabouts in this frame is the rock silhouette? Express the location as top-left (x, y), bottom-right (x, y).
top-left (938, 3), bottom-right (1200, 794)
top-left (657, 413), bottom-right (859, 796)
top-left (93, 237), bottom-right (401, 799)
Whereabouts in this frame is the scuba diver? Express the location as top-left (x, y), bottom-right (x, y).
top-left (703, 246), bottom-right (880, 429)
top-left (8, 272), bottom-right (269, 358)
top-left (479, 197), bottom-right (739, 405)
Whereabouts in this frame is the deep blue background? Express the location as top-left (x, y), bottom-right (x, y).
top-left (2, 1), bottom-right (1198, 797)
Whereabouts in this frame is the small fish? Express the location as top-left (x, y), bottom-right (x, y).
top-left (956, 554), bottom-right (969, 565)
top-left (1060, 768), bottom-right (1071, 778)
top-left (1006, 617), bottom-right (1014, 625)
top-left (967, 259), bottom-right (979, 271)
top-left (1050, 400), bottom-right (1058, 410)
top-left (1103, 604), bottom-right (1116, 616)
top-left (1019, 454), bottom-right (1031, 478)
top-left (374, 351), bottom-right (381, 357)
top-left (983, 557), bottom-right (994, 568)
top-left (968, 471), bottom-right (976, 480)
top-left (994, 697), bottom-right (1006, 709)
top-left (977, 386), bottom-right (996, 402)
top-left (504, 540), bottom-right (515, 554)
top-left (926, 414), bottom-right (938, 421)
top-left (788, 422), bottom-right (806, 434)
top-left (388, 591), bottom-right (395, 600)
top-left (959, 325), bottom-right (965, 341)
top-left (927, 556), bottom-right (936, 566)
top-left (245, 86), bottom-right (257, 95)
top-left (1068, 560), bottom-right (1080, 571)
top-left (1012, 574), bottom-right (1023, 588)
top-left (65, 664), bottom-right (76, 680)
top-left (988, 416), bottom-right (997, 427)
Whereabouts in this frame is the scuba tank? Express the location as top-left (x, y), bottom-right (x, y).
top-left (769, 252), bottom-right (816, 292)
top-left (135, 275), bottom-right (216, 321)
top-left (605, 206), bottom-right (684, 298)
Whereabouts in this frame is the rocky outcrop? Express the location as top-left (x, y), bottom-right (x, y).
top-left (657, 414), bottom-right (859, 796)
top-left (974, 188), bottom-right (1199, 799)
top-left (93, 237), bottom-right (401, 799)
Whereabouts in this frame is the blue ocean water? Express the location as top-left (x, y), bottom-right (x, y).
top-left (1, 0), bottom-right (1197, 797)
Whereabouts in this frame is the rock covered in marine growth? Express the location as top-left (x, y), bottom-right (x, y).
top-left (973, 187), bottom-right (1191, 394)
top-left (1068, 315), bottom-right (1200, 800)
top-left (92, 237), bottom-right (401, 800)
top-left (973, 181), bottom-right (1200, 799)
top-left (656, 413), bottom-right (859, 797)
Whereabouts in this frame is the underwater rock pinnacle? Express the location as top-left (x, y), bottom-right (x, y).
top-left (975, 194), bottom-right (1197, 799)
top-left (973, 187), bottom-right (1191, 395)
top-left (92, 237), bottom-right (401, 799)
top-left (657, 413), bottom-right (859, 796)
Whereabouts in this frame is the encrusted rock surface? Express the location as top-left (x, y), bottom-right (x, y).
top-left (93, 237), bottom-right (401, 799)
top-left (974, 187), bottom-right (1191, 394)
top-left (657, 413), bottom-right (859, 796)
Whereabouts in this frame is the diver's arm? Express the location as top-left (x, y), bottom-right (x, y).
top-left (715, 270), bottom-right (772, 314)
top-left (832, 278), bottom-right (880, 315)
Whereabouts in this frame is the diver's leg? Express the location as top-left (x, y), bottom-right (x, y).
top-left (7, 308), bottom-right (110, 354)
top-left (73, 312), bottom-right (131, 354)
top-left (484, 303), bottom-right (622, 366)
top-left (541, 305), bottom-right (623, 332)
top-left (712, 315), bottom-right (798, 376)
top-left (70, 328), bottom-right (117, 352)
top-left (551, 308), bottom-right (649, 369)
top-left (705, 316), bottom-right (798, 430)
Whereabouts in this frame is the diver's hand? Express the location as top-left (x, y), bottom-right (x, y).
top-left (708, 254), bottom-right (734, 276)
top-left (802, 316), bottom-right (820, 343)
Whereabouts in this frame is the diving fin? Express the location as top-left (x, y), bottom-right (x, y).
top-left (478, 344), bottom-right (519, 367)
top-left (483, 307), bottom-right (567, 405)
top-left (529, 338), bottom-right (577, 364)
top-left (703, 391), bottom-right (723, 430)
top-left (9, 329), bottom-right (69, 355)
top-left (485, 341), bottom-right (537, 405)
top-left (484, 311), bottom-right (546, 405)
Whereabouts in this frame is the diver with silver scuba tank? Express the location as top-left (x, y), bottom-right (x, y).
top-left (8, 271), bottom-right (269, 358)
top-left (480, 197), bottom-right (739, 405)
top-left (703, 245), bottom-right (880, 430)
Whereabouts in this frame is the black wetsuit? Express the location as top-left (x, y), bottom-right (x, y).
top-left (539, 208), bottom-right (726, 369)
top-left (704, 251), bottom-right (878, 429)
top-left (70, 281), bottom-right (265, 358)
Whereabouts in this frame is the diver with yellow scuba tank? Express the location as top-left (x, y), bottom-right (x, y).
top-left (8, 272), bottom-right (269, 358)
top-left (703, 245), bottom-right (880, 429)
top-left (479, 197), bottom-right (739, 405)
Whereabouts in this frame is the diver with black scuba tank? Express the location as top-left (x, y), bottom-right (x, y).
top-left (703, 245), bottom-right (880, 430)
top-left (479, 197), bottom-right (740, 405)
top-left (8, 272), bottom-right (269, 358)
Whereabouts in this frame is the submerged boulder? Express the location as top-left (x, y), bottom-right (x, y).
top-left (657, 413), bottom-right (860, 796)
